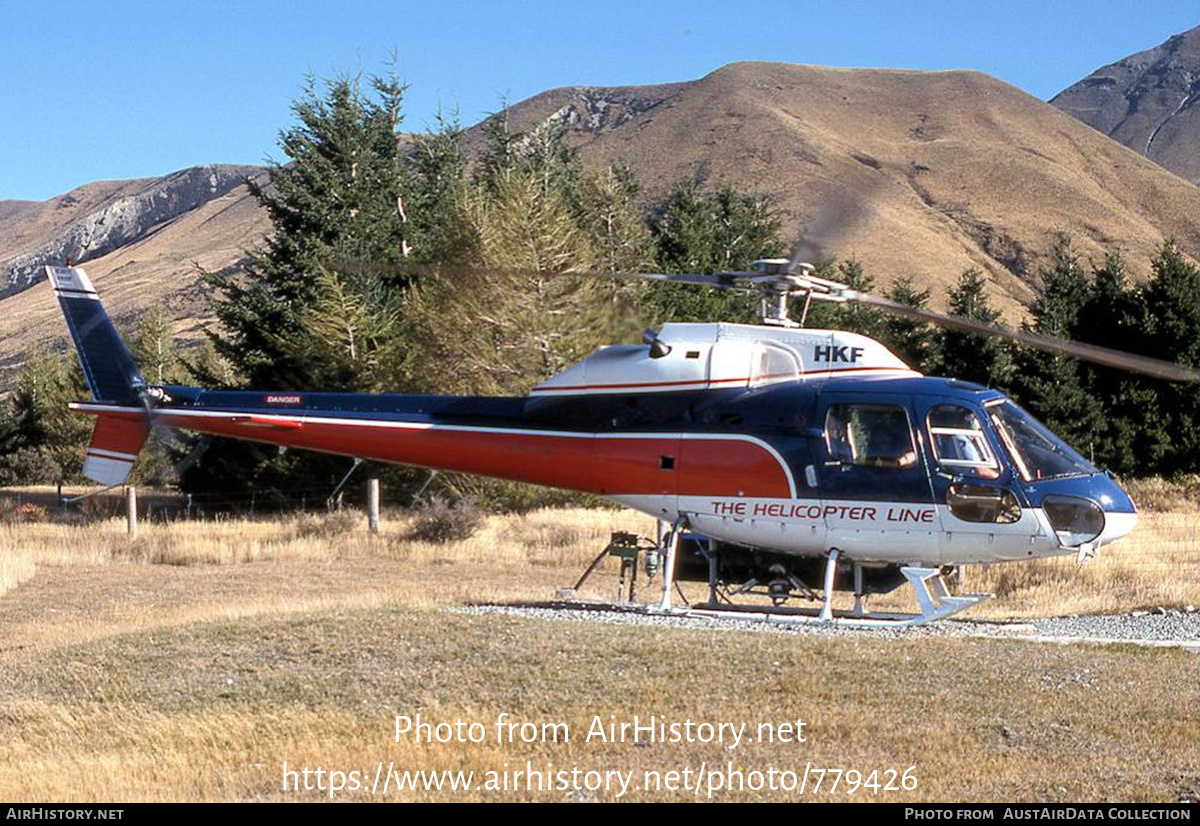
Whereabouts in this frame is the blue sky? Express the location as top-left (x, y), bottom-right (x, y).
top-left (1, 0), bottom-right (1195, 201)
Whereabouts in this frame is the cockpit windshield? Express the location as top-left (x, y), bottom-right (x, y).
top-left (984, 399), bottom-right (1096, 481)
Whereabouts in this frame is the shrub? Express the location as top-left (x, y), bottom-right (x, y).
top-left (290, 510), bottom-right (359, 540)
top-left (407, 496), bottom-right (483, 543)
top-left (0, 448), bottom-right (61, 487)
top-left (10, 503), bottom-right (50, 523)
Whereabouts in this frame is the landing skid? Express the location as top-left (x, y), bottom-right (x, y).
top-left (683, 570), bottom-right (990, 628)
top-left (647, 534), bottom-right (990, 627)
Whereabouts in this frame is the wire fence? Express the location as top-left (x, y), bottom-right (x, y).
top-left (0, 481), bottom-right (415, 524)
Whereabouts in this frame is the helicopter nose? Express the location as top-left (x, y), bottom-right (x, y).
top-left (1095, 479), bottom-right (1138, 547)
top-left (1035, 474), bottom-right (1138, 549)
top-left (1097, 509), bottom-right (1138, 546)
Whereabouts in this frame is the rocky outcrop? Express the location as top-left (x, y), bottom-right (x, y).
top-left (1, 164), bottom-right (261, 298)
top-left (541, 86), bottom-right (680, 134)
top-left (1051, 26), bottom-right (1200, 183)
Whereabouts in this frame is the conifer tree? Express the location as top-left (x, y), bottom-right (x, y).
top-left (935, 268), bottom-right (1013, 388)
top-left (1073, 250), bottom-right (1153, 474)
top-left (1138, 240), bottom-right (1200, 474)
top-left (576, 163), bottom-right (655, 274)
top-left (880, 276), bottom-right (941, 373)
top-left (798, 260), bottom-right (887, 339)
top-left (0, 350), bottom-right (89, 481)
top-left (206, 69), bottom-right (413, 391)
top-left (131, 303), bottom-right (185, 386)
top-left (406, 112), bottom-right (478, 266)
top-left (404, 168), bottom-right (602, 396)
top-left (648, 180), bottom-right (781, 322)
top-left (1012, 234), bottom-right (1102, 456)
top-left (193, 66), bottom-right (415, 503)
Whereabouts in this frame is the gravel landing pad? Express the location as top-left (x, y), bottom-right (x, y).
top-left (452, 602), bottom-right (1200, 651)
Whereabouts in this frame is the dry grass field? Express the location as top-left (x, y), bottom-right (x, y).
top-left (0, 490), bottom-right (1195, 802)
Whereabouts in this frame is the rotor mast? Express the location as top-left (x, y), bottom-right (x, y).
top-left (739, 259), bottom-right (848, 328)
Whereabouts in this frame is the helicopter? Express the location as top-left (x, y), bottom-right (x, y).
top-left (45, 255), bottom-right (1193, 626)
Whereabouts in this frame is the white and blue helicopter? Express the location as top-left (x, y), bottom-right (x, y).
top-left (49, 255), bottom-right (1191, 626)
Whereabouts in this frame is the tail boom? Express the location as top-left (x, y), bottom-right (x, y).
top-left (71, 402), bottom-right (794, 498)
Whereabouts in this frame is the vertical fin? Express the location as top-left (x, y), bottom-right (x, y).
top-left (46, 266), bottom-right (145, 404)
top-left (47, 266), bottom-right (150, 484)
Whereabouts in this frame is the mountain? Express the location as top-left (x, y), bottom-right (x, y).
top-left (0, 165), bottom-right (269, 380)
top-left (1, 61), bottom-right (1196, 386)
top-left (475, 62), bottom-right (1197, 319)
top-left (1051, 25), bottom-right (1200, 183)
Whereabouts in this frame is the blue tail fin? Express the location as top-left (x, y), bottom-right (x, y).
top-left (46, 266), bottom-right (145, 405)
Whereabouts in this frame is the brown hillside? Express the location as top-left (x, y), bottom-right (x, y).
top-left (476, 63), bottom-right (1198, 318)
top-left (0, 177), bottom-right (267, 382)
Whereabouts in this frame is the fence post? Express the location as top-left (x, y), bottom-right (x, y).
top-left (367, 478), bottom-right (380, 535)
top-left (126, 486), bottom-right (138, 538)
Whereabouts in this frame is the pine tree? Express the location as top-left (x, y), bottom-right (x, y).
top-left (1073, 250), bottom-right (1153, 474)
top-left (206, 69), bottom-right (413, 391)
top-left (405, 168), bottom-right (603, 396)
top-left (131, 303), bottom-right (184, 386)
top-left (0, 350), bottom-right (89, 481)
top-left (192, 66), bottom-right (415, 503)
top-left (283, 265), bottom-right (405, 392)
top-left (797, 260), bottom-right (887, 339)
top-left (1012, 234), bottom-right (1102, 457)
top-left (406, 111), bottom-right (478, 266)
top-left (1139, 240), bottom-right (1200, 474)
top-left (880, 276), bottom-right (941, 373)
top-left (935, 268), bottom-right (1014, 388)
top-left (708, 186), bottom-right (783, 271)
top-left (647, 180), bottom-right (781, 322)
top-left (575, 163), bottom-right (655, 274)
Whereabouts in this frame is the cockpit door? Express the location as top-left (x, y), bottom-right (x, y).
top-left (814, 391), bottom-right (940, 563)
top-left (916, 396), bottom-right (1041, 564)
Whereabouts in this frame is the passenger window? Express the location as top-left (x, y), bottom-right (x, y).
top-left (927, 404), bottom-right (1000, 479)
top-left (825, 404), bottom-right (916, 469)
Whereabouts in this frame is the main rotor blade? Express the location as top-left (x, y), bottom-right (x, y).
top-left (328, 259), bottom-right (756, 290)
top-left (788, 172), bottom-right (889, 270)
top-left (326, 257), bottom-right (1200, 383)
top-left (606, 271), bottom-right (747, 289)
top-left (848, 292), bottom-right (1200, 383)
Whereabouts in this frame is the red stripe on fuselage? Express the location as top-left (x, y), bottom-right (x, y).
top-left (78, 406), bottom-right (792, 498)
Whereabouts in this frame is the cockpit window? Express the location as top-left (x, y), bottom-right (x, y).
top-left (826, 404), bottom-right (917, 469)
top-left (927, 404), bottom-right (1000, 479)
top-left (984, 399), bottom-right (1095, 481)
